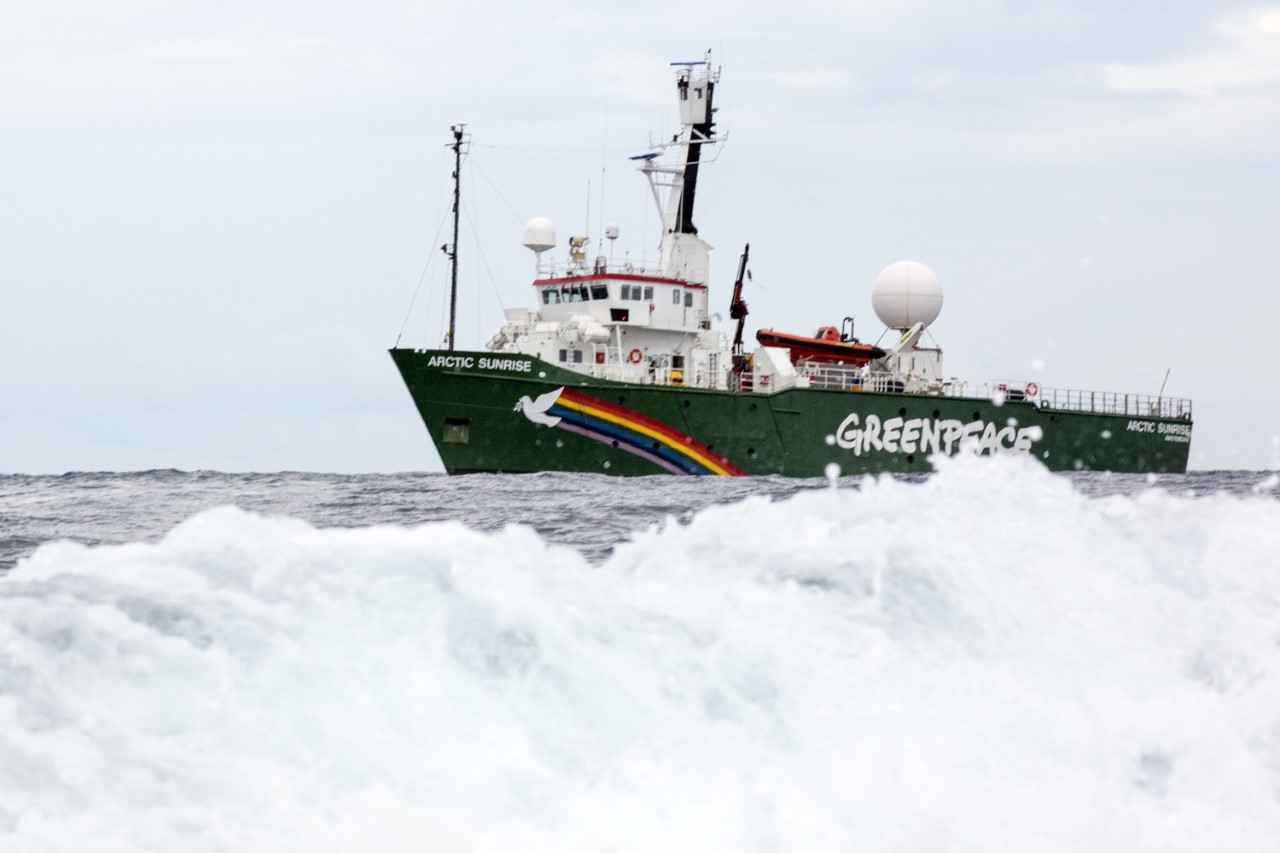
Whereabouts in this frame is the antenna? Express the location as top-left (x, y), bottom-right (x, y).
top-left (730, 243), bottom-right (750, 375)
top-left (445, 123), bottom-right (467, 351)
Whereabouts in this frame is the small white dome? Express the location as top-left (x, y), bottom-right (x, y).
top-left (871, 260), bottom-right (943, 330)
top-left (522, 217), bottom-right (556, 253)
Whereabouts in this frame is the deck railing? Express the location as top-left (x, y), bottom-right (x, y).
top-left (792, 362), bottom-right (1193, 420)
top-left (1034, 386), bottom-right (1192, 420)
top-left (534, 257), bottom-right (663, 280)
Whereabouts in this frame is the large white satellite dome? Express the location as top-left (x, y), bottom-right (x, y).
top-left (521, 217), bottom-right (556, 254)
top-left (871, 260), bottom-right (943, 330)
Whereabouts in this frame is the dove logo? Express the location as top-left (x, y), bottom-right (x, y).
top-left (515, 387), bottom-right (745, 476)
top-left (515, 389), bottom-right (565, 427)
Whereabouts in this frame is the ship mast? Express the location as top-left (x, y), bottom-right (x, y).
top-left (445, 123), bottom-right (466, 351)
top-left (634, 53), bottom-right (720, 285)
top-left (730, 243), bottom-right (750, 374)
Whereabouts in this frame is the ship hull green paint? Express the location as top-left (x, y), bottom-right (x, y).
top-left (391, 349), bottom-right (1192, 475)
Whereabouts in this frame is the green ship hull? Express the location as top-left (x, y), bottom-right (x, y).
top-left (391, 348), bottom-right (1193, 476)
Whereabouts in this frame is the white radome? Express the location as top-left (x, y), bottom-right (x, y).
top-left (522, 217), bottom-right (556, 253)
top-left (871, 260), bottom-right (943, 329)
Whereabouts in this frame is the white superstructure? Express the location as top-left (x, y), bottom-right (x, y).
top-left (487, 55), bottom-right (731, 389)
top-left (483, 57), bottom-right (953, 399)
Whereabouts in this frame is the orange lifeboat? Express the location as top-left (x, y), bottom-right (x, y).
top-left (755, 326), bottom-right (886, 366)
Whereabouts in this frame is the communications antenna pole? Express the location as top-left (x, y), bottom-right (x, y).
top-left (730, 243), bottom-right (750, 376)
top-left (445, 123), bottom-right (466, 350)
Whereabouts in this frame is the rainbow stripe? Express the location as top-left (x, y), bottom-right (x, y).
top-left (546, 388), bottom-right (745, 476)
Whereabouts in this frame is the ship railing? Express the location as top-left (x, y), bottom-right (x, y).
top-left (587, 348), bottom-right (729, 390)
top-left (799, 363), bottom-right (935, 394)
top-left (799, 362), bottom-right (866, 390)
top-left (783, 366), bottom-right (1194, 419)
top-left (1036, 386), bottom-right (1193, 420)
top-left (535, 257), bottom-right (663, 280)
top-left (942, 380), bottom-right (1192, 419)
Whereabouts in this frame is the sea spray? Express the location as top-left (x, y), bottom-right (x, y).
top-left (2, 455), bottom-right (1280, 851)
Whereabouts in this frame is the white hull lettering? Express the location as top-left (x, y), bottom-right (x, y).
top-left (1128, 419), bottom-right (1192, 440)
top-left (427, 355), bottom-right (533, 373)
top-left (836, 412), bottom-right (1043, 458)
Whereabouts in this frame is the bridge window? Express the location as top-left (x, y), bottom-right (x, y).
top-left (672, 289), bottom-right (681, 305)
top-left (621, 284), bottom-right (633, 300)
top-left (543, 289), bottom-right (560, 305)
top-left (572, 350), bottom-right (583, 364)
top-left (558, 349), bottom-right (567, 362)
top-left (643, 286), bottom-right (654, 301)
top-left (684, 292), bottom-right (693, 307)
top-left (591, 283), bottom-right (609, 300)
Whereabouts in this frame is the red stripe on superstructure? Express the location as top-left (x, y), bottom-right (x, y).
top-left (533, 273), bottom-right (706, 290)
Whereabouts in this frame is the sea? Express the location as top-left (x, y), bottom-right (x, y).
top-left (2, 458), bottom-right (1280, 851)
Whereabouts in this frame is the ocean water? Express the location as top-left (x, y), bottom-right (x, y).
top-left (2, 458), bottom-right (1280, 850)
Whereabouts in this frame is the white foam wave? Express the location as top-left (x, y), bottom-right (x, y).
top-left (3, 455), bottom-right (1280, 851)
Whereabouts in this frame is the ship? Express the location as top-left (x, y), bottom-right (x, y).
top-left (390, 55), bottom-right (1193, 476)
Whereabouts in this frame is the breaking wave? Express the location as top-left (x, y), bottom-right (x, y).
top-left (3, 455), bottom-right (1280, 851)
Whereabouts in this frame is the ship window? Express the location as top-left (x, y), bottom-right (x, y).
top-left (558, 349), bottom-right (567, 362)
top-left (672, 289), bottom-right (681, 305)
top-left (621, 284), bottom-right (632, 300)
top-left (632, 287), bottom-right (643, 301)
top-left (572, 350), bottom-right (583, 364)
top-left (591, 284), bottom-right (609, 300)
top-left (684, 292), bottom-right (693, 307)
top-left (545, 289), bottom-right (560, 304)
top-left (443, 418), bottom-right (470, 445)
top-left (643, 286), bottom-right (654, 300)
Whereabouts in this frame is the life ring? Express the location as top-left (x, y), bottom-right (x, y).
top-left (1025, 381), bottom-right (1039, 398)
top-left (627, 348), bottom-right (643, 364)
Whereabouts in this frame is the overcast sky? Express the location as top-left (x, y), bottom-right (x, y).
top-left (3, 1), bottom-right (1278, 473)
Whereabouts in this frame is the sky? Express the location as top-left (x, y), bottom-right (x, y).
top-left (2, 0), bottom-right (1278, 473)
